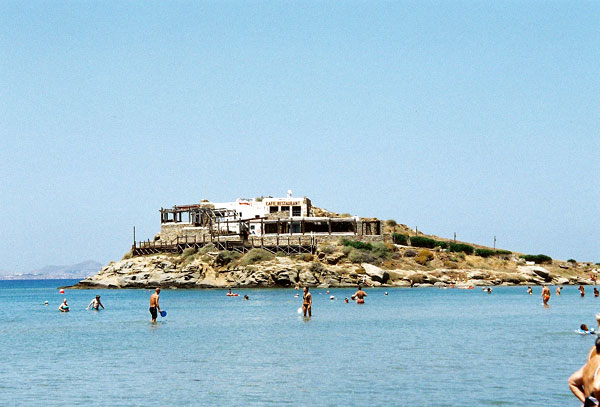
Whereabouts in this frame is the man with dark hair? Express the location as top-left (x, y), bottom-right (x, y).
top-left (149, 288), bottom-right (161, 323)
top-left (569, 315), bottom-right (600, 406)
top-left (352, 286), bottom-right (367, 304)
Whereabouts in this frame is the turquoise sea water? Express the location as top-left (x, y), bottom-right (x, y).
top-left (0, 280), bottom-right (597, 406)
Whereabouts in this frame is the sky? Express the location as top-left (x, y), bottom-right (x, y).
top-left (0, 1), bottom-right (598, 272)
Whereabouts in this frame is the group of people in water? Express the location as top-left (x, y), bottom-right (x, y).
top-left (55, 295), bottom-right (104, 313)
top-left (527, 284), bottom-right (599, 308)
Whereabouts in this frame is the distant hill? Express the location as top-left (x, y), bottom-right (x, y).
top-left (0, 260), bottom-right (102, 280)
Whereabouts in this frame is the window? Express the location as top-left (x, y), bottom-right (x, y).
top-left (270, 206), bottom-right (278, 213)
top-left (292, 206), bottom-right (301, 216)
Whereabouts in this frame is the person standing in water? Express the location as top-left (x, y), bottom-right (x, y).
top-left (569, 314), bottom-right (600, 405)
top-left (149, 288), bottom-right (162, 323)
top-left (580, 285), bottom-right (586, 297)
top-left (302, 287), bottom-right (312, 317)
top-left (58, 298), bottom-right (70, 312)
top-left (86, 295), bottom-right (104, 311)
top-left (527, 287), bottom-right (533, 295)
top-left (352, 286), bottom-right (367, 304)
top-left (556, 286), bottom-right (562, 296)
top-left (541, 285), bottom-right (550, 307)
top-left (595, 288), bottom-right (599, 298)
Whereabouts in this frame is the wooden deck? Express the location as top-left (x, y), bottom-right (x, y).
top-left (132, 235), bottom-right (316, 256)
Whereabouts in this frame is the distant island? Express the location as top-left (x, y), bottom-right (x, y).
top-left (71, 193), bottom-right (598, 289)
top-left (1, 260), bottom-right (102, 280)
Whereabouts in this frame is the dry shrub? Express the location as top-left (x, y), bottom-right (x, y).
top-left (415, 249), bottom-right (434, 265)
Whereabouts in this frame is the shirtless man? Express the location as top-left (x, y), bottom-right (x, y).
top-left (595, 288), bottom-right (599, 298)
top-left (149, 288), bottom-right (162, 323)
top-left (581, 285), bottom-right (586, 297)
top-left (302, 286), bottom-right (312, 317)
top-left (352, 286), bottom-right (367, 304)
top-left (527, 286), bottom-right (533, 295)
top-left (86, 295), bottom-right (104, 311)
top-left (541, 285), bottom-right (550, 307)
top-left (557, 286), bottom-right (562, 296)
top-left (569, 314), bottom-right (600, 406)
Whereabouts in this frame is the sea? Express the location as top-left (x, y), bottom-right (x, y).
top-left (0, 279), bottom-right (595, 406)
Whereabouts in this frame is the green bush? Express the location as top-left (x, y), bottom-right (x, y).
top-left (371, 242), bottom-right (391, 259)
top-left (182, 247), bottom-right (197, 258)
top-left (319, 245), bottom-right (335, 254)
top-left (520, 254), bottom-right (552, 264)
top-left (495, 250), bottom-right (512, 255)
top-left (475, 248), bottom-right (495, 258)
top-left (198, 243), bottom-right (217, 254)
top-left (392, 233), bottom-right (409, 245)
top-left (567, 259), bottom-right (577, 263)
top-left (449, 243), bottom-right (474, 255)
top-left (410, 236), bottom-right (437, 248)
top-left (348, 249), bottom-right (377, 264)
top-left (275, 251), bottom-right (287, 257)
top-left (342, 246), bottom-right (353, 256)
top-left (122, 251), bottom-right (132, 260)
top-left (433, 241), bottom-right (448, 249)
top-left (240, 248), bottom-right (275, 265)
top-left (342, 239), bottom-right (373, 251)
top-left (215, 250), bottom-right (241, 266)
top-left (385, 219), bottom-right (398, 227)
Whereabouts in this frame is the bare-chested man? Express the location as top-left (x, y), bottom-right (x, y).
top-left (352, 286), bottom-right (367, 304)
top-left (569, 314), bottom-right (600, 406)
top-left (541, 285), bottom-right (550, 307)
top-left (149, 288), bottom-right (162, 323)
top-left (302, 286), bottom-right (312, 317)
top-left (86, 295), bottom-right (104, 310)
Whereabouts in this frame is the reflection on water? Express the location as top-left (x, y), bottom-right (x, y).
top-left (0, 281), bottom-right (596, 406)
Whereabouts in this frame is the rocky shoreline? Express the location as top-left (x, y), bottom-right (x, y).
top-left (69, 247), bottom-right (596, 289)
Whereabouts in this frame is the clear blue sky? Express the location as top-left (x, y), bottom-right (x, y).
top-left (1, 1), bottom-right (598, 272)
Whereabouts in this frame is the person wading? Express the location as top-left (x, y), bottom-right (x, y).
top-left (302, 287), bottom-right (312, 317)
top-left (149, 288), bottom-right (162, 323)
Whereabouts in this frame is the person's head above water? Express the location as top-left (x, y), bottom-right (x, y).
top-left (155, 288), bottom-right (160, 294)
top-left (304, 286), bottom-right (309, 293)
top-left (582, 324), bottom-right (589, 331)
top-left (358, 286), bottom-right (362, 291)
top-left (96, 295), bottom-right (100, 299)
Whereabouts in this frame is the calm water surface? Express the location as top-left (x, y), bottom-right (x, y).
top-left (0, 280), bottom-right (596, 406)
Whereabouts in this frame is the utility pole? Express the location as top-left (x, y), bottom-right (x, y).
top-left (453, 232), bottom-right (456, 242)
top-left (133, 226), bottom-right (136, 244)
top-left (494, 236), bottom-right (496, 250)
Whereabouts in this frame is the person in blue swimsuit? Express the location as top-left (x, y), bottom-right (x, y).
top-left (58, 298), bottom-right (70, 312)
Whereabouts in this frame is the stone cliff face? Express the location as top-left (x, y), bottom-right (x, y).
top-left (71, 249), bottom-right (594, 289)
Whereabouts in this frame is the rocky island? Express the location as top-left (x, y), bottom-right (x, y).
top-left (70, 193), bottom-right (598, 289)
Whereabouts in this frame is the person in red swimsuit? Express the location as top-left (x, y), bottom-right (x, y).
top-left (351, 286), bottom-right (367, 304)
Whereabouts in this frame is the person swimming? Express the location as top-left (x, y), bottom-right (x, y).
top-left (344, 297), bottom-right (349, 303)
top-left (58, 298), bottom-right (69, 312)
top-left (527, 286), bottom-right (533, 295)
top-left (594, 288), bottom-right (599, 298)
top-left (580, 285), bottom-right (586, 297)
top-left (244, 295), bottom-right (249, 301)
top-left (556, 286), bottom-right (562, 296)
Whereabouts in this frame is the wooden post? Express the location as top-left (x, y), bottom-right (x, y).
top-left (328, 219), bottom-right (331, 235)
top-left (261, 219), bottom-right (264, 237)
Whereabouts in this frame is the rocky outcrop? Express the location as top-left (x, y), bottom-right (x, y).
top-left (69, 251), bottom-right (593, 290)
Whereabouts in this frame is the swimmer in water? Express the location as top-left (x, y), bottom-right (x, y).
top-left (527, 286), bottom-right (532, 295)
top-left (344, 297), bottom-right (349, 303)
top-left (86, 295), bottom-right (104, 311)
top-left (556, 286), bottom-right (562, 296)
top-left (541, 285), bottom-right (550, 307)
top-left (569, 314), bottom-right (600, 405)
top-left (487, 287), bottom-right (492, 294)
top-left (302, 287), bottom-right (312, 317)
top-left (244, 295), bottom-right (249, 301)
top-left (58, 298), bottom-right (70, 312)
top-left (385, 292), bottom-right (388, 296)
top-left (594, 288), bottom-right (599, 298)
top-left (580, 285), bottom-right (586, 297)
top-left (351, 286), bottom-right (367, 304)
